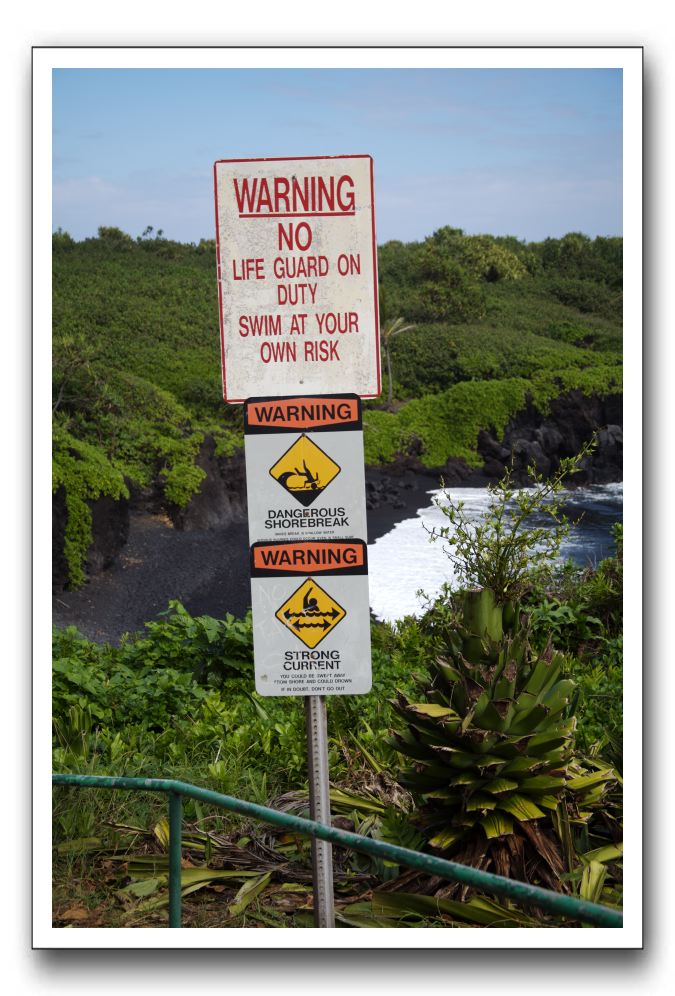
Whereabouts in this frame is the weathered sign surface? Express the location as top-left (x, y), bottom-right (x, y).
top-left (243, 394), bottom-right (367, 546)
top-left (250, 539), bottom-right (372, 696)
top-left (214, 155), bottom-right (379, 401)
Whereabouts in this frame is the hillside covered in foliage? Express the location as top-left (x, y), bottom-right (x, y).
top-left (52, 228), bottom-right (624, 927)
top-left (52, 225), bottom-right (622, 587)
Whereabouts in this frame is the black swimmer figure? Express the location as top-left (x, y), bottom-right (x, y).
top-left (302, 587), bottom-right (320, 614)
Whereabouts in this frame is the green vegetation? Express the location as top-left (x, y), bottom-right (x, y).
top-left (52, 227), bottom-right (240, 585)
top-left (426, 443), bottom-right (595, 600)
top-left (52, 425), bottom-right (129, 589)
top-left (53, 223), bottom-right (621, 587)
top-left (390, 588), bottom-right (618, 899)
top-left (363, 364), bottom-right (621, 468)
top-left (52, 456), bottom-right (623, 927)
top-left (52, 603), bottom-right (415, 802)
top-left (51, 220), bottom-right (622, 924)
top-left (372, 227), bottom-right (621, 466)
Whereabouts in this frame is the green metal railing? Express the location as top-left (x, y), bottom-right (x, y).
top-left (52, 773), bottom-right (623, 929)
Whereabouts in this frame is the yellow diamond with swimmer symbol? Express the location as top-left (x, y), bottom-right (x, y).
top-left (269, 434), bottom-right (341, 507)
top-left (275, 577), bottom-right (346, 649)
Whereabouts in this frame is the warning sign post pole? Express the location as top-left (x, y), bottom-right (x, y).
top-left (304, 695), bottom-right (335, 927)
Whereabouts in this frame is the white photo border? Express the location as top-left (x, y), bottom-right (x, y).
top-left (34, 45), bottom-right (642, 950)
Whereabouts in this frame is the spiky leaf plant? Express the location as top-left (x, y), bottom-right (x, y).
top-left (389, 587), bottom-right (617, 893)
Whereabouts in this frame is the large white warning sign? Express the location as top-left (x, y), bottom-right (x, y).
top-left (214, 155), bottom-right (380, 401)
top-left (250, 539), bottom-right (372, 697)
top-left (244, 394), bottom-right (367, 546)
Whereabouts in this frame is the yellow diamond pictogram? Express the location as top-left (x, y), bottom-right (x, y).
top-left (275, 577), bottom-right (346, 649)
top-left (269, 434), bottom-right (341, 507)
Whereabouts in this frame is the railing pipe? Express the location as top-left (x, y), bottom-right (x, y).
top-left (52, 774), bottom-right (623, 928)
top-left (168, 791), bottom-right (182, 929)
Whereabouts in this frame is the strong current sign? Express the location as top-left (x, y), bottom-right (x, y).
top-left (214, 155), bottom-right (380, 401)
top-left (250, 539), bottom-right (371, 697)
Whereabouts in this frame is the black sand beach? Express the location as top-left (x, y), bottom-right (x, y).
top-left (52, 470), bottom-right (443, 644)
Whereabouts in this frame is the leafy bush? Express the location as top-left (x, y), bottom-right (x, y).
top-left (428, 227), bottom-right (529, 282)
top-left (118, 600), bottom-right (254, 686)
top-left (533, 233), bottom-right (622, 289)
top-left (52, 227), bottom-right (75, 251)
top-left (389, 324), bottom-right (602, 399)
top-left (405, 245), bottom-right (486, 324)
top-left (427, 445), bottom-right (593, 602)
top-left (570, 639), bottom-right (623, 754)
top-left (52, 425), bottom-right (130, 588)
top-left (547, 277), bottom-right (622, 321)
top-left (52, 603), bottom-right (424, 793)
top-left (53, 623), bottom-right (211, 733)
top-left (529, 523), bottom-right (623, 654)
top-left (544, 321), bottom-right (595, 347)
top-left (527, 523), bottom-right (623, 752)
top-left (363, 365), bottom-right (621, 468)
top-left (528, 599), bottom-right (604, 649)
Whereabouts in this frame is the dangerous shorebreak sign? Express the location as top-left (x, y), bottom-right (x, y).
top-left (214, 155), bottom-right (380, 402)
top-left (250, 539), bottom-right (371, 696)
top-left (244, 394), bottom-right (367, 546)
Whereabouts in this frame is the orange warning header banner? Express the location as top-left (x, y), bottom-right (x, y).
top-left (245, 394), bottom-right (361, 434)
top-left (250, 539), bottom-right (367, 577)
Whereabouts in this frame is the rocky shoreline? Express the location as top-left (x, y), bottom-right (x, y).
top-left (52, 389), bottom-right (622, 643)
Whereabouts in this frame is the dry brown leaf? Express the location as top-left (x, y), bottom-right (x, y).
top-left (60, 906), bottom-right (90, 921)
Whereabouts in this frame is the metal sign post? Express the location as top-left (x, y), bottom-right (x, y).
top-left (304, 695), bottom-right (335, 928)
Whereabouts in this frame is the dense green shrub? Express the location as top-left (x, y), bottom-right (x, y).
top-left (388, 324), bottom-right (604, 398)
top-left (117, 600), bottom-right (254, 686)
top-left (52, 602), bottom-right (424, 790)
top-left (52, 624), bottom-right (210, 733)
top-left (547, 277), bottom-right (622, 321)
top-left (401, 244), bottom-right (486, 324)
top-left (364, 364), bottom-right (622, 468)
top-left (532, 233), bottom-right (622, 289)
top-left (529, 523), bottom-right (623, 650)
top-left (52, 425), bottom-right (130, 588)
top-left (570, 640), bottom-right (623, 753)
top-left (526, 522), bottom-right (623, 752)
top-left (428, 226), bottom-right (530, 282)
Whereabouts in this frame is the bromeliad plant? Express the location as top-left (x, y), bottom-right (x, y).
top-left (389, 587), bottom-right (617, 892)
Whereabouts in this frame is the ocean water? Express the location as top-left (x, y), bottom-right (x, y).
top-left (368, 482), bottom-right (623, 624)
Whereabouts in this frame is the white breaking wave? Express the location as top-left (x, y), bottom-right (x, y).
top-left (368, 483), bottom-right (623, 624)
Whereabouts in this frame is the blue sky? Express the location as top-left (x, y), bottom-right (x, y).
top-left (53, 67), bottom-right (622, 245)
